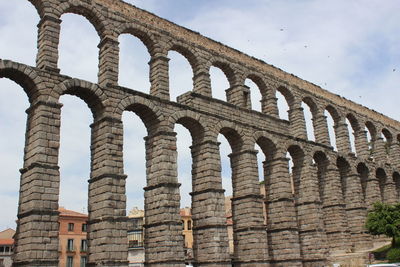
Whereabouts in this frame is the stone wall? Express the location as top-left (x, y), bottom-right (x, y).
top-left (1, 0), bottom-right (400, 266)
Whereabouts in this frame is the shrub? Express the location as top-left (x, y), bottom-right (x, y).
top-left (387, 247), bottom-right (400, 263)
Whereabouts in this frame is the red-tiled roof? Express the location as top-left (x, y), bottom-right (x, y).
top-left (58, 207), bottom-right (87, 218)
top-left (0, 238), bottom-right (14, 245)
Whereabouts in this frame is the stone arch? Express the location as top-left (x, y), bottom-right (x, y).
top-left (365, 121), bottom-right (377, 141)
top-left (337, 156), bottom-right (351, 197)
top-left (246, 73), bottom-right (268, 96)
top-left (357, 162), bottom-right (369, 201)
top-left (211, 121), bottom-right (244, 153)
top-left (56, 0), bottom-right (110, 39)
top-left (382, 128), bottom-right (393, 145)
top-left (255, 135), bottom-right (278, 162)
top-left (0, 61), bottom-right (44, 103)
top-left (115, 95), bottom-right (163, 132)
top-left (287, 144), bottom-right (305, 196)
top-left (167, 43), bottom-right (200, 75)
top-left (325, 105), bottom-right (341, 123)
top-left (302, 96), bottom-right (319, 117)
top-left (376, 167), bottom-right (387, 202)
top-left (27, 0), bottom-right (46, 18)
top-left (117, 23), bottom-right (157, 55)
top-left (346, 113), bottom-right (361, 132)
top-left (168, 110), bottom-right (206, 144)
top-left (276, 85), bottom-right (295, 109)
top-left (313, 150), bottom-right (329, 202)
top-left (50, 79), bottom-right (106, 120)
top-left (209, 60), bottom-right (237, 88)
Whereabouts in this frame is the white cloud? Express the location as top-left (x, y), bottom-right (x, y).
top-left (0, 0), bottom-right (399, 229)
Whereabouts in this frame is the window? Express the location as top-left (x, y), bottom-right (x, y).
top-left (67, 239), bottom-right (74, 251)
top-left (67, 256), bottom-right (73, 267)
top-left (68, 223), bottom-right (74, 232)
top-left (127, 231), bottom-right (144, 248)
top-left (182, 220), bottom-right (185, 230)
top-left (0, 259), bottom-right (4, 267)
top-left (81, 239), bottom-right (88, 252)
top-left (187, 220), bottom-right (192, 230)
top-left (80, 256), bottom-right (87, 267)
top-left (81, 223), bottom-right (87, 232)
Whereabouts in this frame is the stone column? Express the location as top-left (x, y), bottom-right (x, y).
top-left (143, 130), bottom-right (185, 266)
top-left (288, 104), bottom-right (307, 139)
top-left (190, 139), bottom-right (231, 267)
top-left (87, 117), bottom-right (128, 267)
top-left (36, 15), bottom-right (61, 72)
top-left (149, 53), bottom-right (170, 100)
top-left (321, 164), bottom-right (351, 253)
top-left (365, 174), bottom-right (381, 208)
top-left (226, 85), bottom-right (251, 109)
top-left (98, 36), bottom-right (120, 87)
top-left (390, 142), bottom-right (400, 167)
top-left (373, 137), bottom-right (387, 162)
top-left (334, 120), bottom-right (351, 154)
top-left (354, 130), bottom-right (370, 159)
top-left (261, 96), bottom-right (279, 118)
top-left (14, 100), bottom-right (62, 267)
top-left (295, 161), bottom-right (328, 266)
top-left (341, 170), bottom-right (371, 250)
top-left (264, 157), bottom-right (302, 266)
top-left (384, 177), bottom-right (397, 204)
top-left (313, 114), bottom-right (330, 146)
top-left (229, 149), bottom-right (269, 267)
top-left (192, 67), bottom-right (212, 98)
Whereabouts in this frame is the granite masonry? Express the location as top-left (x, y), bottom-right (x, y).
top-left (1, 0), bottom-right (400, 266)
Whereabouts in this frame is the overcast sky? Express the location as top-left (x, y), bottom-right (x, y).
top-left (0, 0), bottom-right (399, 230)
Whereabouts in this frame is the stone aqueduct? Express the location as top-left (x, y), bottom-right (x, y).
top-left (2, 0), bottom-right (400, 266)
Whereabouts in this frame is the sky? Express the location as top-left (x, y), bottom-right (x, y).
top-left (0, 0), bottom-right (399, 230)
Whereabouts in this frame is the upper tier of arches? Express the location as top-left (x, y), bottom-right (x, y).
top-left (8, 0), bottom-right (400, 169)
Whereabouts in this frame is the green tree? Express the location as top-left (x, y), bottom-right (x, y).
top-left (366, 202), bottom-right (400, 247)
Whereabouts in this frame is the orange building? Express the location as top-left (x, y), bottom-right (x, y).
top-left (58, 207), bottom-right (88, 267)
top-left (0, 228), bottom-right (15, 267)
top-left (180, 207), bottom-right (193, 259)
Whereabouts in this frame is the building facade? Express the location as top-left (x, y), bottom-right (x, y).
top-left (0, 229), bottom-right (14, 267)
top-left (58, 208), bottom-right (88, 267)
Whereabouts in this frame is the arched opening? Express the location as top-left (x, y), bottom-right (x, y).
top-left (357, 163), bottom-right (369, 202)
top-left (365, 122), bottom-right (376, 156)
top-left (346, 118), bottom-right (356, 154)
top-left (287, 146), bottom-right (305, 199)
top-left (58, 95), bottom-right (91, 214)
top-left (59, 13), bottom-right (100, 83)
top-left (0, 1), bottom-right (38, 65)
top-left (256, 136), bottom-right (277, 225)
top-left (245, 78), bottom-right (262, 112)
top-left (210, 65), bottom-right (231, 102)
top-left (302, 101), bottom-right (315, 141)
top-left (324, 108), bottom-right (337, 151)
top-left (175, 123), bottom-right (193, 260)
top-left (276, 88), bottom-right (290, 121)
top-left (313, 152), bottom-right (328, 205)
top-left (382, 128), bottom-right (393, 155)
top-left (217, 133), bottom-right (234, 255)
top-left (122, 103), bottom-right (160, 266)
top-left (337, 157), bottom-right (350, 201)
top-left (376, 168), bottom-right (387, 202)
top-left (0, 78), bottom-right (30, 229)
top-left (118, 34), bottom-right (151, 92)
top-left (168, 50), bottom-right (193, 101)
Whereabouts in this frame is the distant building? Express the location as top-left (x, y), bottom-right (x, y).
top-left (58, 207), bottom-right (88, 267)
top-left (0, 228), bottom-right (15, 267)
top-left (180, 207), bottom-right (193, 261)
top-left (127, 207), bottom-right (145, 267)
